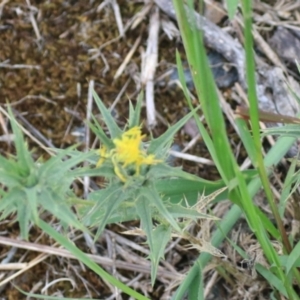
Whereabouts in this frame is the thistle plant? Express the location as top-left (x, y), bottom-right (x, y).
top-left (0, 108), bottom-right (89, 240)
top-left (78, 91), bottom-right (220, 284)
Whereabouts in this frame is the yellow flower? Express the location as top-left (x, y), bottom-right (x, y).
top-left (97, 126), bottom-right (161, 182)
top-left (96, 146), bottom-right (109, 167)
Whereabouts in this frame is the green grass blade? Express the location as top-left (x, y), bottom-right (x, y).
top-left (256, 264), bottom-right (287, 297)
top-left (286, 241), bottom-right (300, 275)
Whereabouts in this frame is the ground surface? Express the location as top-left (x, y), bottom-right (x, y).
top-left (0, 0), bottom-right (300, 299)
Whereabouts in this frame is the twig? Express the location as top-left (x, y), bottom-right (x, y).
top-left (114, 35), bottom-right (142, 79)
top-left (25, 0), bottom-right (42, 41)
top-left (0, 236), bottom-right (184, 283)
top-left (168, 149), bottom-right (215, 166)
top-left (142, 6), bottom-right (160, 128)
top-left (110, 0), bottom-right (124, 37)
top-left (0, 62), bottom-right (40, 70)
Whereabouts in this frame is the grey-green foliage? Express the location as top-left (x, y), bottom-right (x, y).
top-left (0, 108), bottom-right (89, 239)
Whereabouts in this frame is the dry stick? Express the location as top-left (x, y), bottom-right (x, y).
top-left (110, 78), bottom-right (131, 112)
top-left (7, 95), bottom-right (56, 106)
top-left (114, 35), bottom-right (142, 79)
top-left (84, 80), bottom-right (94, 199)
top-left (25, 0), bottom-right (42, 42)
top-left (204, 270), bottom-right (219, 298)
top-left (0, 106), bottom-right (54, 155)
top-left (90, 3), bottom-right (151, 62)
top-left (0, 236), bottom-right (183, 283)
top-left (168, 150), bottom-right (215, 166)
top-left (110, 0), bottom-right (124, 37)
top-left (142, 6), bottom-right (160, 128)
top-left (83, 81), bottom-right (98, 255)
top-left (107, 229), bottom-right (179, 274)
top-left (154, 0), bottom-right (246, 87)
top-left (0, 62), bottom-right (40, 69)
top-left (131, 3), bottom-right (153, 29)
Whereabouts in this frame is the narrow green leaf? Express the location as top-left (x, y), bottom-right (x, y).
top-left (141, 185), bottom-right (181, 232)
top-left (256, 264), bottom-right (287, 297)
top-left (93, 90), bottom-right (123, 139)
top-left (149, 163), bottom-right (213, 182)
top-left (40, 189), bottom-right (86, 232)
top-left (226, 0), bottom-right (239, 19)
top-left (0, 171), bottom-right (22, 186)
top-left (188, 261), bottom-right (204, 300)
top-left (24, 187), bottom-right (38, 223)
top-left (148, 108), bottom-right (199, 155)
top-left (150, 225), bottom-right (172, 285)
top-left (235, 118), bottom-right (257, 165)
top-left (89, 115), bottom-right (114, 148)
top-left (286, 241), bottom-right (300, 275)
top-left (279, 159), bottom-right (297, 218)
top-left (176, 50), bottom-right (222, 177)
top-left (17, 201), bottom-right (31, 240)
top-left (155, 178), bottom-right (225, 205)
top-left (7, 106), bottom-right (34, 173)
top-left (136, 195), bottom-right (154, 266)
top-left (93, 187), bottom-right (127, 240)
top-left (254, 207), bottom-right (280, 240)
top-left (73, 165), bottom-right (116, 178)
top-left (166, 204), bottom-right (216, 220)
top-left (0, 189), bottom-right (21, 220)
top-left (262, 125), bottom-right (300, 138)
top-left (128, 91), bottom-right (143, 128)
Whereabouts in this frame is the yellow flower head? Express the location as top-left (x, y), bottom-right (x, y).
top-left (97, 126), bottom-right (161, 182)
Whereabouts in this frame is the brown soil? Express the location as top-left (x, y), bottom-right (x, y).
top-left (0, 0), bottom-right (298, 299)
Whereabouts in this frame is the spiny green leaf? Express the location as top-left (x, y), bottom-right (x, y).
top-left (89, 115), bottom-right (114, 148)
top-left (0, 171), bottom-right (23, 186)
top-left (136, 195), bottom-right (154, 257)
top-left (155, 178), bottom-right (225, 205)
top-left (93, 90), bottom-right (123, 139)
top-left (94, 189), bottom-right (128, 241)
top-left (128, 91), bottom-right (143, 128)
top-left (0, 189), bottom-right (21, 220)
top-left (72, 165), bottom-right (116, 178)
top-left (40, 189), bottom-right (87, 232)
top-left (149, 225), bottom-right (171, 285)
top-left (83, 185), bottom-right (121, 226)
top-left (148, 163), bottom-right (210, 182)
top-left (24, 187), bottom-right (38, 223)
top-left (140, 185), bottom-right (181, 232)
top-left (17, 200), bottom-right (31, 240)
top-left (7, 106), bottom-right (34, 173)
top-left (148, 108), bottom-right (199, 155)
top-left (166, 204), bottom-right (217, 220)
